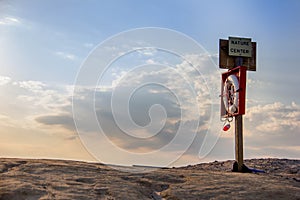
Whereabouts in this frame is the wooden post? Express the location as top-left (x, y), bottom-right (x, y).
top-left (235, 115), bottom-right (243, 171)
top-left (235, 57), bottom-right (244, 172)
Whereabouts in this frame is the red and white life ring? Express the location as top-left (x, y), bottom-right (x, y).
top-left (223, 75), bottom-right (239, 115)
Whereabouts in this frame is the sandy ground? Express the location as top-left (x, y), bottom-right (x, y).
top-left (0, 158), bottom-right (299, 199)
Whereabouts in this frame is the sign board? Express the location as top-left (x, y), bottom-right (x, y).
top-left (219, 38), bottom-right (256, 71)
top-left (228, 37), bottom-right (252, 57)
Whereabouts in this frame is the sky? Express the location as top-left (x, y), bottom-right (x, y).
top-left (0, 0), bottom-right (300, 167)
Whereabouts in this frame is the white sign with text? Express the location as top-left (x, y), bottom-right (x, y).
top-left (228, 37), bottom-right (252, 57)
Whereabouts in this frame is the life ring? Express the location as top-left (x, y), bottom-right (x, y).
top-left (223, 74), bottom-right (239, 115)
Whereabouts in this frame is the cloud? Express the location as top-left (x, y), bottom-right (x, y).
top-left (0, 16), bottom-right (20, 26)
top-left (55, 51), bottom-right (77, 61)
top-left (65, 53), bottom-right (223, 166)
top-left (83, 43), bottom-right (94, 48)
top-left (35, 114), bottom-right (76, 131)
top-left (11, 80), bottom-right (72, 112)
top-left (0, 114), bottom-right (20, 128)
top-left (136, 48), bottom-right (157, 56)
top-left (17, 80), bottom-right (46, 92)
top-left (0, 79), bottom-right (73, 124)
top-left (94, 87), bottom-right (185, 152)
top-left (246, 102), bottom-right (300, 133)
top-left (241, 102), bottom-right (300, 160)
top-left (146, 59), bottom-right (156, 64)
top-left (0, 76), bottom-right (11, 85)
top-left (247, 78), bottom-right (271, 89)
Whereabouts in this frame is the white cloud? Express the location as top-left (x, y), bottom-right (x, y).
top-left (17, 80), bottom-right (46, 92)
top-left (247, 78), bottom-right (270, 88)
top-left (0, 16), bottom-right (20, 26)
top-left (14, 80), bottom-right (71, 111)
top-left (145, 59), bottom-right (156, 64)
top-left (83, 43), bottom-right (94, 48)
top-left (0, 114), bottom-right (20, 128)
top-left (240, 101), bottom-right (300, 160)
top-left (0, 76), bottom-right (11, 85)
top-left (1, 79), bottom-right (72, 116)
top-left (136, 48), bottom-right (157, 56)
top-left (246, 102), bottom-right (300, 133)
top-left (55, 51), bottom-right (76, 61)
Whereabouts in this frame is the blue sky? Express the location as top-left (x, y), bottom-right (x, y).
top-left (0, 0), bottom-right (300, 166)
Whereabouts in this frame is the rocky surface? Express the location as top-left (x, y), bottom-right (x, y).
top-left (0, 158), bottom-right (299, 199)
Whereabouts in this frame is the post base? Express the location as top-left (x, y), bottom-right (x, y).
top-left (232, 161), bottom-right (252, 173)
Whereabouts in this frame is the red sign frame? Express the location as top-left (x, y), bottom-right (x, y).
top-left (221, 66), bottom-right (247, 117)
